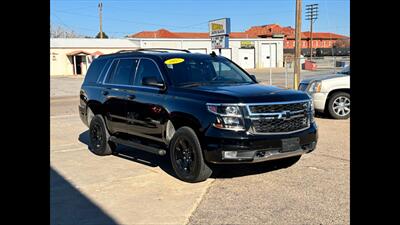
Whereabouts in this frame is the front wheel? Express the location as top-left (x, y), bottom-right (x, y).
top-left (327, 92), bottom-right (350, 119)
top-left (169, 127), bottom-right (212, 183)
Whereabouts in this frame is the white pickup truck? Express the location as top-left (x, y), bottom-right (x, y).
top-left (298, 66), bottom-right (350, 119)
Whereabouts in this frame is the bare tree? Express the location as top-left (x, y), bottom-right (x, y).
top-left (50, 24), bottom-right (83, 38)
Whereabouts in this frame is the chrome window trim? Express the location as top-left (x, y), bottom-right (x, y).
top-left (102, 58), bottom-right (120, 84)
top-left (101, 57), bottom-right (167, 90)
top-left (95, 58), bottom-right (112, 84)
top-left (133, 57), bottom-right (167, 87)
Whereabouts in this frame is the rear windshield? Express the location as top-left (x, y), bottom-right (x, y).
top-left (164, 56), bottom-right (254, 87)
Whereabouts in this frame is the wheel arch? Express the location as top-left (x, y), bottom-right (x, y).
top-left (86, 100), bottom-right (104, 116)
top-left (169, 112), bottom-right (203, 137)
top-left (324, 88), bottom-right (350, 111)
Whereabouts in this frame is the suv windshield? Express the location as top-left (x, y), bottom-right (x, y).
top-left (164, 56), bottom-right (255, 87)
top-left (338, 65), bottom-right (350, 75)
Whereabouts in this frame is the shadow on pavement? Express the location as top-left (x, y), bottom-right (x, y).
top-left (79, 130), bottom-right (177, 179)
top-left (50, 167), bottom-right (119, 225)
top-left (315, 111), bottom-right (329, 119)
top-left (209, 161), bottom-right (290, 179)
top-left (78, 130), bottom-right (293, 181)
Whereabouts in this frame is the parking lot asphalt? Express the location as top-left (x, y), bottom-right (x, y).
top-left (50, 96), bottom-right (349, 225)
top-left (188, 117), bottom-right (349, 225)
top-left (51, 98), bottom-right (214, 225)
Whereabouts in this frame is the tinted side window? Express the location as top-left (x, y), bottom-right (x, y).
top-left (134, 59), bottom-right (163, 86)
top-left (107, 59), bottom-right (138, 85)
top-left (84, 58), bottom-right (106, 83)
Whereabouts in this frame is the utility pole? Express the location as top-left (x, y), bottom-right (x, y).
top-left (293, 0), bottom-right (302, 90)
top-left (306, 4), bottom-right (318, 61)
top-left (98, 1), bottom-right (103, 39)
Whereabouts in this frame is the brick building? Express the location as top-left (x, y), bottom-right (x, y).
top-left (244, 24), bottom-right (349, 49)
top-left (128, 24), bottom-right (349, 50)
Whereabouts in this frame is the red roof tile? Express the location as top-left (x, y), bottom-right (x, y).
top-left (286, 32), bottom-right (349, 39)
top-left (128, 26), bottom-right (348, 40)
top-left (66, 50), bottom-right (91, 56)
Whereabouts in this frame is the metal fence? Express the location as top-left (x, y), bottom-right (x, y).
top-left (249, 56), bottom-right (350, 89)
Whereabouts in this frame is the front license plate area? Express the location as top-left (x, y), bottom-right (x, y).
top-left (281, 137), bottom-right (300, 152)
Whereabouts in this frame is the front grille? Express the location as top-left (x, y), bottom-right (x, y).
top-left (247, 101), bottom-right (310, 134)
top-left (249, 102), bottom-right (308, 114)
top-left (252, 117), bottom-right (309, 133)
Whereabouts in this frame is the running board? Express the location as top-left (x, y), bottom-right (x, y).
top-left (109, 136), bottom-right (167, 156)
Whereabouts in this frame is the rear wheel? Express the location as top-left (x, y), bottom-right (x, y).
top-left (89, 115), bottom-right (116, 156)
top-left (169, 127), bottom-right (212, 183)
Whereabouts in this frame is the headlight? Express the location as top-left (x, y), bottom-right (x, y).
top-left (207, 103), bottom-right (245, 131)
top-left (310, 99), bottom-right (315, 122)
top-left (308, 81), bottom-right (322, 93)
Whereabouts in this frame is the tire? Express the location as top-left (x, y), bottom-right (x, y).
top-left (276, 155), bottom-right (302, 168)
top-left (89, 115), bottom-right (116, 156)
top-left (327, 92), bottom-right (350, 119)
top-left (169, 126), bottom-right (212, 183)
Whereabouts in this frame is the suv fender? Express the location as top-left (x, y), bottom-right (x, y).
top-left (168, 112), bottom-right (204, 144)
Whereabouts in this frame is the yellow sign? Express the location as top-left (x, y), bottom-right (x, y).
top-left (240, 41), bottom-right (254, 48)
top-left (211, 23), bottom-right (223, 31)
top-left (164, 58), bottom-right (185, 65)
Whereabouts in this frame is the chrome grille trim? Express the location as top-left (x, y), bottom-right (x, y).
top-left (244, 100), bottom-right (311, 134)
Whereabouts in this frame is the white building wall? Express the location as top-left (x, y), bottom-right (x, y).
top-left (133, 38), bottom-right (284, 68)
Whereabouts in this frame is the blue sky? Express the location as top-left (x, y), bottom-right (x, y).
top-left (50, 0), bottom-right (349, 38)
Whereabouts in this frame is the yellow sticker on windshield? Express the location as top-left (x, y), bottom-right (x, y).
top-left (165, 58), bottom-right (185, 65)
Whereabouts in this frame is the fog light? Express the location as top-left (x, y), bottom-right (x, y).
top-left (223, 151), bottom-right (238, 159)
top-left (222, 117), bottom-right (240, 125)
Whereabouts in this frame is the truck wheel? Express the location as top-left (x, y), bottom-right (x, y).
top-left (327, 92), bottom-right (350, 119)
top-left (169, 127), bottom-right (212, 183)
top-left (89, 115), bottom-right (116, 156)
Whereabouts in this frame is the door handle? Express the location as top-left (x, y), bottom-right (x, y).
top-left (102, 90), bottom-right (109, 96)
top-left (127, 95), bottom-right (135, 100)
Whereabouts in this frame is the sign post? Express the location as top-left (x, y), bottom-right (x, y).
top-left (209, 18), bottom-right (231, 55)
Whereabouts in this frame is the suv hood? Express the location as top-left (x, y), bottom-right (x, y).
top-left (187, 83), bottom-right (310, 103)
top-left (300, 73), bottom-right (348, 84)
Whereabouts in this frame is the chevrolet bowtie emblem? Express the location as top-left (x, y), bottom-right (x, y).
top-left (277, 111), bottom-right (291, 120)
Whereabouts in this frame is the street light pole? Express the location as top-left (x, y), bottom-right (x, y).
top-left (293, 0), bottom-right (302, 90)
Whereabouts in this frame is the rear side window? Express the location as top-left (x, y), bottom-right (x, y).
top-left (84, 58), bottom-right (107, 83)
top-left (134, 59), bottom-right (163, 86)
top-left (106, 58), bottom-right (139, 85)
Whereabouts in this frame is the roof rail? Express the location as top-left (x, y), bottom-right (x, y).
top-left (136, 48), bottom-right (191, 53)
top-left (116, 49), bottom-right (140, 53)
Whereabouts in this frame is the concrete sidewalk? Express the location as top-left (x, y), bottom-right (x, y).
top-left (51, 76), bottom-right (84, 98)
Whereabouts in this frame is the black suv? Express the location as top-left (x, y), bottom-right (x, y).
top-left (79, 48), bottom-right (318, 182)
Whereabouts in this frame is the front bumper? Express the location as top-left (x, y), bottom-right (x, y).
top-left (202, 122), bottom-right (318, 164)
top-left (309, 92), bottom-right (328, 112)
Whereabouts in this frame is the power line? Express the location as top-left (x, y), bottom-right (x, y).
top-left (53, 9), bottom-right (212, 30)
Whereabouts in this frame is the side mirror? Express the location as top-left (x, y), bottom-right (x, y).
top-left (249, 75), bottom-right (258, 82)
top-left (142, 76), bottom-right (165, 89)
